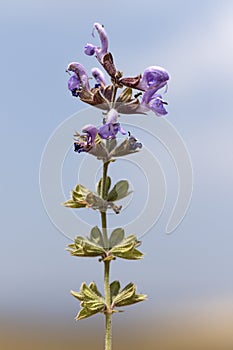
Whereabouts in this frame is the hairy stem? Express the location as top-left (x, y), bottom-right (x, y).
top-left (100, 159), bottom-right (112, 350)
top-left (101, 161), bottom-right (110, 248)
top-left (104, 260), bottom-right (112, 350)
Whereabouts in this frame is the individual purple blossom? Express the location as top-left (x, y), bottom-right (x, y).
top-left (137, 66), bottom-right (169, 92)
top-left (141, 90), bottom-right (168, 116)
top-left (67, 62), bottom-right (90, 93)
top-left (91, 67), bottom-right (106, 87)
top-left (74, 125), bottom-right (98, 153)
top-left (84, 22), bottom-right (108, 62)
top-left (98, 109), bottom-right (127, 139)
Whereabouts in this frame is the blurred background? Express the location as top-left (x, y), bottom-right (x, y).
top-left (1, 0), bottom-right (233, 349)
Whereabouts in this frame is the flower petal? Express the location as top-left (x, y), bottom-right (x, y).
top-left (91, 67), bottom-right (106, 86)
top-left (137, 66), bottom-right (169, 92)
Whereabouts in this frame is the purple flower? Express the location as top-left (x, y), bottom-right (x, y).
top-left (85, 23), bottom-right (108, 62)
top-left (137, 66), bottom-right (169, 92)
top-left (68, 75), bottom-right (81, 96)
top-left (91, 67), bottom-right (106, 87)
top-left (84, 43), bottom-right (96, 56)
top-left (141, 90), bottom-right (168, 116)
top-left (66, 62), bottom-right (90, 93)
top-left (74, 125), bottom-right (98, 153)
top-left (98, 109), bottom-right (127, 139)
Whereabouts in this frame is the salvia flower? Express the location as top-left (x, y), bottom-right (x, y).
top-left (67, 62), bottom-right (90, 90)
top-left (74, 125), bottom-right (98, 153)
top-left (141, 89), bottom-right (168, 116)
top-left (137, 66), bottom-right (169, 92)
top-left (98, 109), bottom-right (127, 140)
top-left (85, 23), bottom-right (108, 62)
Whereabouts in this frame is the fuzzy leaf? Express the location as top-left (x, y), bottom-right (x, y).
top-left (76, 307), bottom-right (101, 320)
top-left (96, 176), bottom-right (111, 197)
top-left (81, 283), bottom-right (104, 302)
top-left (109, 235), bottom-right (144, 260)
top-left (109, 228), bottom-right (125, 248)
top-left (110, 281), bottom-right (121, 301)
top-left (113, 283), bottom-right (135, 305)
top-left (70, 290), bottom-right (84, 301)
top-left (75, 184), bottom-right (89, 197)
top-left (115, 293), bottom-right (147, 307)
top-left (89, 226), bottom-right (104, 247)
top-left (63, 199), bottom-right (86, 208)
top-left (88, 282), bottom-right (103, 298)
top-left (67, 236), bottom-right (105, 257)
top-left (113, 248), bottom-right (144, 260)
top-left (107, 180), bottom-right (131, 201)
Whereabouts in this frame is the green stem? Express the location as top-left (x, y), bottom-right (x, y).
top-left (100, 161), bottom-right (110, 248)
top-left (104, 260), bottom-right (112, 350)
top-left (100, 159), bottom-right (112, 350)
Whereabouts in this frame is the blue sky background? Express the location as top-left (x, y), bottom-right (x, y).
top-left (1, 0), bottom-right (233, 332)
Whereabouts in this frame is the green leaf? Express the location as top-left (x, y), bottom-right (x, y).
top-left (110, 281), bottom-right (121, 301)
top-left (89, 226), bottom-right (104, 247)
top-left (88, 282), bottom-right (103, 298)
top-left (67, 236), bottom-right (105, 257)
top-left (75, 184), bottom-right (89, 197)
top-left (81, 283), bottom-right (104, 302)
top-left (115, 293), bottom-right (147, 307)
top-left (62, 199), bottom-right (86, 208)
top-left (76, 307), bottom-right (102, 320)
top-left (112, 282), bottom-right (147, 308)
top-left (109, 235), bottom-right (144, 260)
top-left (113, 282), bottom-right (135, 306)
top-left (109, 228), bottom-right (125, 248)
top-left (96, 176), bottom-right (111, 196)
top-left (113, 248), bottom-right (144, 260)
top-left (84, 300), bottom-right (105, 312)
top-left (107, 180), bottom-right (131, 201)
top-left (70, 290), bottom-right (84, 301)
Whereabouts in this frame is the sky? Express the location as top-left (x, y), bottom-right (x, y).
top-left (1, 0), bottom-right (233, 340)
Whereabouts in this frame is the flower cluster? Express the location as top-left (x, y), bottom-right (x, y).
top-left (66, 22), bottom-right (169, 155)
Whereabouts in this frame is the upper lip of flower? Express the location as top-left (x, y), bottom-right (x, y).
top-left (92, 22), bottom-right (108, 56)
